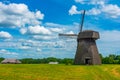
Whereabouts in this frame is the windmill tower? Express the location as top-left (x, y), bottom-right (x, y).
top-left (59, 10), bottom-right (101, 65)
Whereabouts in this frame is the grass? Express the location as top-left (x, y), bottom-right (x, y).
top-left (0, 64), bottom-right (120, 80)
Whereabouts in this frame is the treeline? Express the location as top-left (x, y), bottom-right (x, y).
top-left (101, 54), bottom-right (120, 64)
top-left (0, 57), bottom-right (73, 64)
top-left (1, 54), bottom-right (120, 64)
top-left (20, 57), bottom-right (73, 65)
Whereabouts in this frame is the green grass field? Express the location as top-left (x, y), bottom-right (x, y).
top-left (0, 64), bottom-right (120, 80)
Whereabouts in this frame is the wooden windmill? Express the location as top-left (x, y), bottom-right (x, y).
top-left (59, 10), bottom-right (101, 65)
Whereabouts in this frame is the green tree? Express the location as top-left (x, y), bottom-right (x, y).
top-left (62, 58), bottom-right (73, 65)
top-left (0, 57), bottom-right (4, 63)
top-left (47, 57), bottom-right (57, 62)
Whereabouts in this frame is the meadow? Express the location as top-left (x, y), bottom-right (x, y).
top-left (0, 64), bottom-right (120, 80)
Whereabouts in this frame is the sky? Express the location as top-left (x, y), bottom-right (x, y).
top-left (0, 0), bottom-right (120, 59)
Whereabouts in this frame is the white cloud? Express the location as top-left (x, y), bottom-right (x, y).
top-left (35, 11), bottom-right (44, 20)
top-left (45, 22), bottom-right (62, 27)
top-left (87, 4), bottom-right (120, 18)
top-left (33, 35), bottom-right (57, 40)
top-left (20, 28), bottom-right (27, 34)
top-left (75, 0), bottom-right (105, 5)
top-left (0, 49), bottom-right (18, 55)
top-left (28, 25), bottom-right (51, 35)
top-left (45, 22), bottom-right (78, 33)
top-left (49, 28), bottom-right (63, 33)
top-left (102, 4), bottom-right (120, 18)
top-left (45, 22), bottom-right (67, 30)
top-left (66, 31), bottom-right (75, 34)
top-left (0, 2), bottom-right (44, 28)
top-left (69, 5), bottom-right (82, 15)
top-left (69, 2), bottom-right (120, 18)
top-left (36, 48), bottom-right (42, 52)
top-left (69, 6), bottom-right (102, 16)
top-left (75, 0), bottom-right (85, 4)
top-left (20, 25), bottom-right (52, 35)
top-left (0, 31), bottom-right (12, 39)
top-left (19, 46), bottom-right (31, 50)
top-left (87, 8), bottom-right (101, 15)
top-left (89, 0), bottom-right (105, 5)
top-left (95, 1), bottom-right (105, 6)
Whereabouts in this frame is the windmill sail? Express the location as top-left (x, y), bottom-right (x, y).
top-left (80, 10), bottom-right (85, 32)
top-left (59, 34), bottom-right (77, 36)
top-left (58, 10), bottom-right (85, 38)
top-left (58, 33), bottom-right (77, 39)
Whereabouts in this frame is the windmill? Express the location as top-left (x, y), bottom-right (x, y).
top-left (59, 10), bottom-right (101, 65)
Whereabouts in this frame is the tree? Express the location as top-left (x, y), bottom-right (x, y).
top-left (0, 57), bottom-right (4, 63)
top-left (102, 54), bottom-right (119, 64)
top-left (62, 58), bottom-right (73, 65)
top-left (47, 57), bottom-right (57, 62)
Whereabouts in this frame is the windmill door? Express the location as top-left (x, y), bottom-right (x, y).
top-left (85, 58), bottom-right (91, 65)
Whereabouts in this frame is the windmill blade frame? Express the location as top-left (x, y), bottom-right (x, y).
top-left (80, 10), bottom-right (86, 32)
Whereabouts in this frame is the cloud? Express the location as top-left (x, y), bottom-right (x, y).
top-left (88, 0), bottom-right (105, 5)
top-left (75, 0), bottom-right (85, 4)
top-left (19, 46), bottom-right (31, 50)
top-left (0, 49), bottom-right (18, 55)
top-left (69, 5), bottom-right (82, 15)
top-left (35, 11), bottom-right (44, 20)
top-left (71, 0), bottom-right (120, 18)
top-left (0, 2), bottom-right (44, 28)
top-left (102, 4), bottom-right (120, 18)
top-left (87, 4), bottom-right (120, 18)
top-left (0, 49), bottom-right (19, 58)
top-left (33, 35), bottom-right (57, 40)
top-left (45, 22), bottom-right (78, 33)
top-left (66, 31), bottom-right (75, 34)
top-left (45, 22), bottom-right (67, 28)
top-left (91, 1), bottom-right (105, 5)
top-left (75, 0), bottom-right (105, 5)
top-left (0, 31), bottom-right (12, 39)
top-left (49, 28), bottom-right (64, 33)
top-left (87, 8), bottom-right (101, 15)
top-left (36, 48), bottom-right (42, 52)
top-left (69, 7), bottom-right (101, 16)
top-left (20, 28), bottom-right (27, 34)
top-left (28, 25), bottom-right (51, 35)
top-left (20, 25), bottom-right (51, 35)
top-left (19, 25), bottom-right (57, 41)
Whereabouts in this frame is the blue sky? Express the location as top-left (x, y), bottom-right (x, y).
top-left (0, 0), bottom-right (120, 59)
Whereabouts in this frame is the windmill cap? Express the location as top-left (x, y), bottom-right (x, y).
top-left (78, 30), bottom-right (100, 39)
